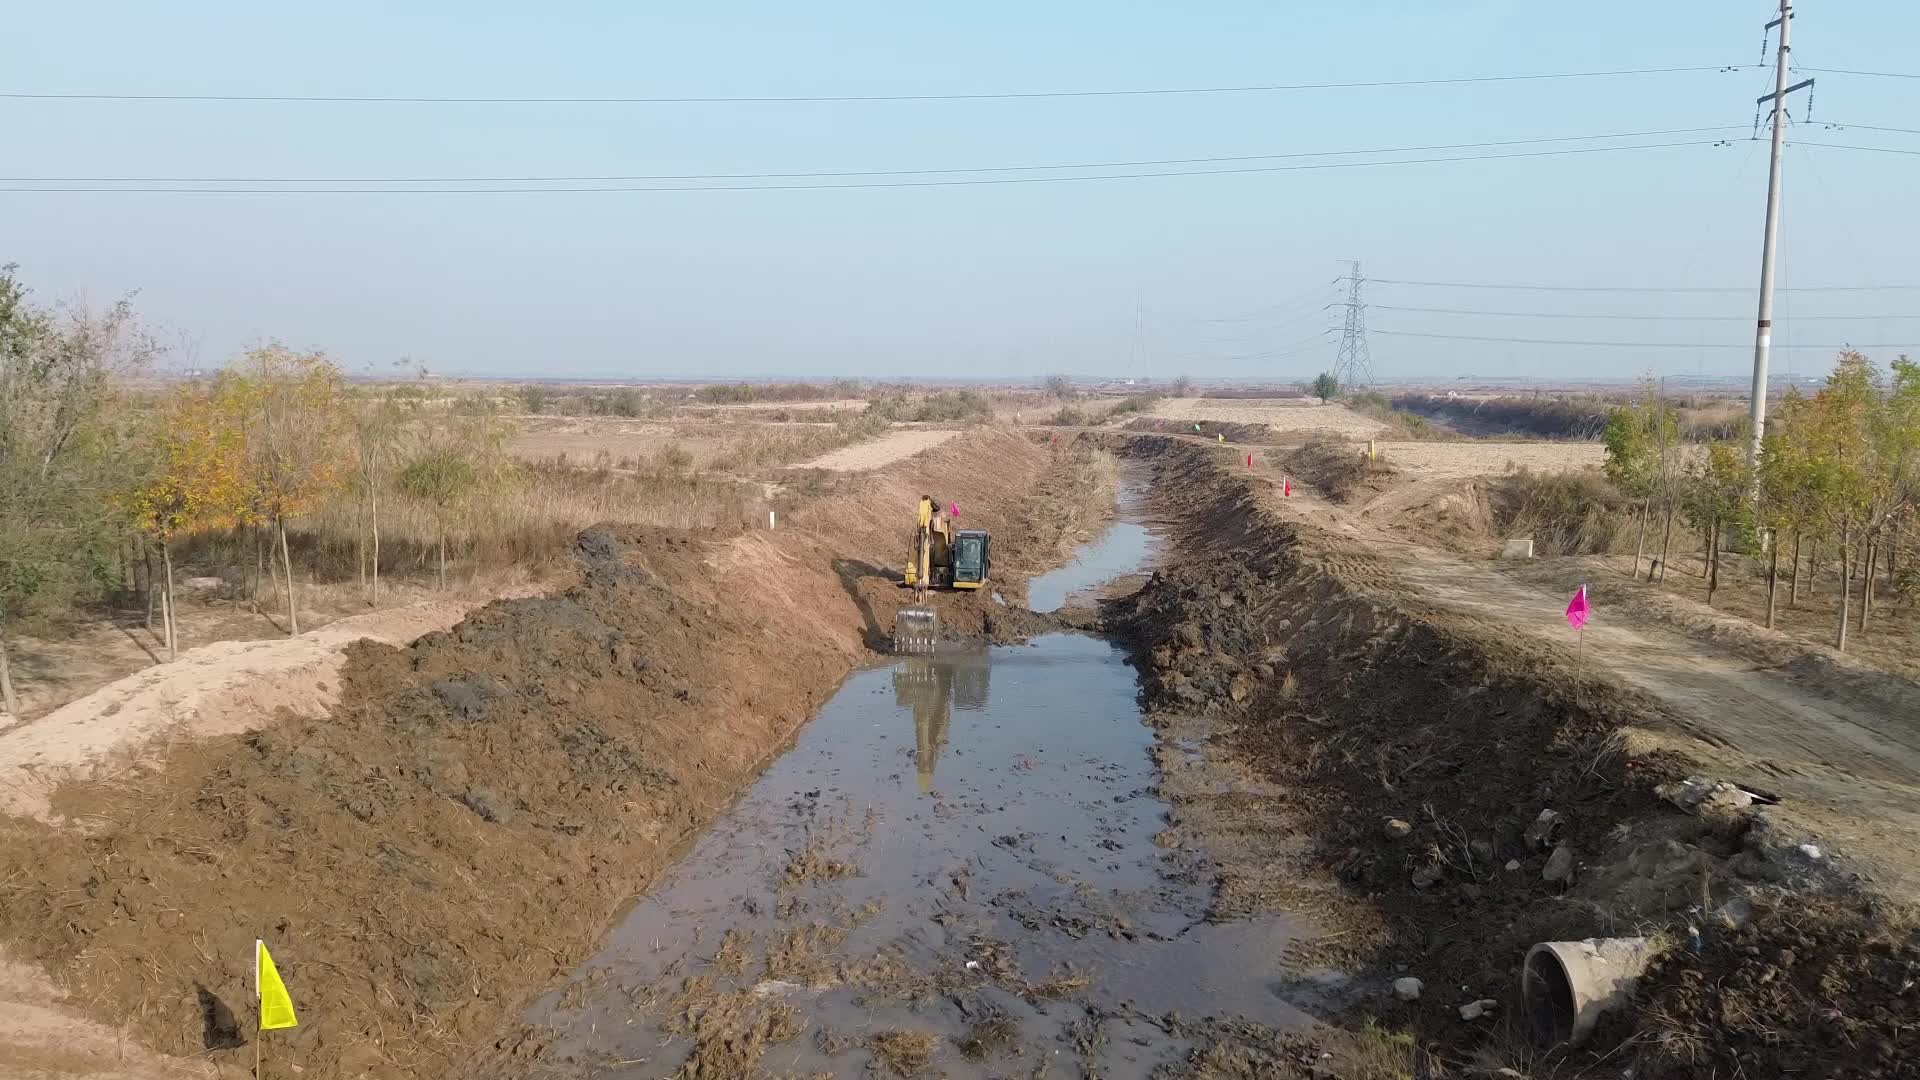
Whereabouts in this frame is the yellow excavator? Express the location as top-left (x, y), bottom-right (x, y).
top-left (894, 495), bottom-right (991, 652)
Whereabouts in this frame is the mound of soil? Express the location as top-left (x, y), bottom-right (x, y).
top-left (0, 429), bottom-right (1097, 1080)
top-left (1273, 439), bottom-right (1394, 503)
top-left (1604, 893), bottom-right (1920, 1079)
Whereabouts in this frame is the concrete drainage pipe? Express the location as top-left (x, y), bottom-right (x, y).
top-left (1520, 937), bottom-right (1657, 1047)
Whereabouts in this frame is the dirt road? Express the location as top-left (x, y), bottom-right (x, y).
top-left (796, 427), bottom-right (958, 471)
top-left (1242, 440), bottom-right (1920, 892)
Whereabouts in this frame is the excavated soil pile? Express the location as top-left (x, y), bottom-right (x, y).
top-left (1107, 437), bottom-right (1910, 1078)
top-left (1594, 892), bottom-right (1920, 1078)
top-left (1271, 438), bottom-right (1394, 503)
top-left (0, 429), bottom-right (1102, 1080)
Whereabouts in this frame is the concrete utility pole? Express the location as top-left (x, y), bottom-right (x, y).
top-left (1747, 0), bottom-right (1814, 467)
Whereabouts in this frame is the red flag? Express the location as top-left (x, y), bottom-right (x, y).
top-left (1565, 584), bottom-right (1591, 630)
top-left (1283, 477), bottom-right (1292, 497)
top-left (1246, 453), bottom-right (1253, 469)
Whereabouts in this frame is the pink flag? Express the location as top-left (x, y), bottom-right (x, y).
top-left (949, 501), bottom-right (959, 519)
top-left (1565, 584), bottom-right (1591, 630)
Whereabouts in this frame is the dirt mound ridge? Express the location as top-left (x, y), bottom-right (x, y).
top-left (1109, 437), bottom-right (1901, 1079)
top-left (0, 428), bottom-right (1096, 1080)
top-left (1274, 437), bottom-right (1395, 504)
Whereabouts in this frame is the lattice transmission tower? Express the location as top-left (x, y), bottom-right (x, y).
top-left (1333, 261), bottom-right (1375, 390)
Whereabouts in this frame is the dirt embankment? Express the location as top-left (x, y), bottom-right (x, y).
top-left (0, 428), bottom-right (1104, 1080)
top-left (1105, 437), bottom-right (1917, 1079)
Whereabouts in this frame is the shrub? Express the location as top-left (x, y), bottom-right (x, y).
top-left (866, 390), bottom-right (990, 424)
top-left (1489, 466), bottom-right (1629, 555)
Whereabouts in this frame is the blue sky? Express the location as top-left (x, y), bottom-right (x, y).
top-left (3, 2), bottom-right (1917, 381)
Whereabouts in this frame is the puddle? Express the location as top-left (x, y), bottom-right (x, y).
top-left (496, 475), bottom-right (1307, 1079)
top-left (1025, 471), bottom-right (1158, 612)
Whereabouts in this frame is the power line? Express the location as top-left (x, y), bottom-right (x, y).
top-left (0, 65), bottom-right (1749, 105)
top-left (1195, 295), bottom-right (1335, 324)
top-left (0, 127), bottom-right (1743, 185)
top-left (1817, 121), bottom-right (1920, 137)
top-left (1371, 277), bottom-right (1920, 293)
top-left (1372, 328), bottom-right (1919, 349)
top-left (1371, 304), bottom-right (1920, 321)
top-left (1175, 332), bottom-right (1337, 365)
top-left (1794, 141), bottom-right (1920, 157)
top-left (0, 139), bottom-right (1725, 194)
top-left (1201, 307), bottom-right (1337, 343)
top-left (1796, 66), bottom-right (1920, 81)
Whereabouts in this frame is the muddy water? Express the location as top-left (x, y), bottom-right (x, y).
top-left (1025, 478), bottom-right (1157, 612)
top-left (497, 483), bottom-right (1304, 1079)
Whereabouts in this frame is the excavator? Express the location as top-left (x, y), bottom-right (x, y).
top-left (894, 495), bottom-right (991, 653)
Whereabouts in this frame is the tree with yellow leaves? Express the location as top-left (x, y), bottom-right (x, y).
top-left (219, 346), bottom-right (351, 636)
top-left (125, 386), bottom-right (249, 660)
top-left (218, 342), bottom-right (353, 630)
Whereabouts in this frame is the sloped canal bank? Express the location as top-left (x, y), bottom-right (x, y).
top-left (476, 469), bottom-right (1321, 1079)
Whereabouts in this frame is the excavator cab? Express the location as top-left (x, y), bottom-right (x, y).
top-left (950, 530), bottom-right (991, 588)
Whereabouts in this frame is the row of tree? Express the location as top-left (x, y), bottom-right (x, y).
top-left (0, 267), bottom-right (509, 714)
top-left (1604, 352), bottom-right (1919, 650)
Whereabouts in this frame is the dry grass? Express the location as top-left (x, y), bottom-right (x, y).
top-left (660, 975), bottom-right (807, 1080)
top-left (762, 923), bottom-right (852, 989)
top-left (865, 1029), bottom-right (939, 1076)
top-left (1344, 392), bottom-right (1462, 441)
top-left (1489, 466), bottom-right (1629, 556)
top-left (709, 928), bottom-right (754, 977)
top-left (284, 458), bottom-right (766, 585)
top-left (956, 1011), bottom-right (1020, 1060)
top-left (1017, 446), bottom-right (1120, 570)
top-left (1023, 969), bottom-right (1092, 1000)
top-left (707, 413), bottom-right (892, 472)
top-left (780, 837), bottom-right (860, 891)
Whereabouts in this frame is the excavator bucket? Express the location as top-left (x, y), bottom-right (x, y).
top-left (894, 607), bottom-right (939, 653)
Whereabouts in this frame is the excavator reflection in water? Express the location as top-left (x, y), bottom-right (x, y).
top-left (891, 649), bottom-right (991, 793)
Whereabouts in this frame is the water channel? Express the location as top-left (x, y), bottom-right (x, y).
top-left (496, 472), bottom-right (1306, 1078)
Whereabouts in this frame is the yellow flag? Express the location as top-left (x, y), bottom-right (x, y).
top-left (255, 940), bottom-right (299, 1030)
